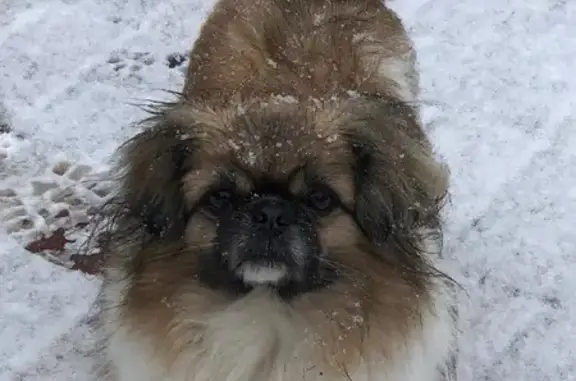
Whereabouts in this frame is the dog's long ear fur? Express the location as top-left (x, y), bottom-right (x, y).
top-left (116, 106), bottom-right (196, 239)
top-left (345, 98), bottom-right (448, 246)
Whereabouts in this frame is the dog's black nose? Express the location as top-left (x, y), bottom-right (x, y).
top-left (252, 199), bottom-right (294, 231)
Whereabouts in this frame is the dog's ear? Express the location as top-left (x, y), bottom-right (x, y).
top-left (345, 100), bottom-right (448, 246)
top-left (350, 137), bottom-right (395, 244)
top-left (117, 111), bottom-right (196, 239)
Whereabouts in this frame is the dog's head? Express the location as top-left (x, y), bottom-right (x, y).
top-left (110, 95), bottom-right (448, 304)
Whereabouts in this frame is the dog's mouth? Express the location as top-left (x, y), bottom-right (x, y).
top-left (229, 256), bottom-right (337, 300)
top-left (229, 236), bottom-right (302, 288)
top-left (198, 245), bottom-right (336, 300)
top-left (234, 260), bottom-right (290, 287)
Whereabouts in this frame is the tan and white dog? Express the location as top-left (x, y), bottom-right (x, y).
top-left (94, 1), bottom-right (458, 380)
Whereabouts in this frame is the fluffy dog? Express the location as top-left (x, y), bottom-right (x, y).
top-left (95, 1), bottom-right (458, 380)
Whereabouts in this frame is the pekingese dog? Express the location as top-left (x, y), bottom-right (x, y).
top-left (95, 0), bottom-right (458, 381)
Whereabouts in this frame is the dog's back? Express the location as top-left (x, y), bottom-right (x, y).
top-left (184, 0), bottom-right (419, 105)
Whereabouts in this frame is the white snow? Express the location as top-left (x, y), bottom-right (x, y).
top-left (1, 0), bottom-right (575, 380)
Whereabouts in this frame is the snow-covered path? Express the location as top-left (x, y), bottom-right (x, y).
top-left (1, 0), bottom-right (575, 379)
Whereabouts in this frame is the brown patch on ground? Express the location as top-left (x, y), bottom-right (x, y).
top-left (25, 228), bottom-right (75, 253)
top-left (25, 225), bottom-right (110, 276)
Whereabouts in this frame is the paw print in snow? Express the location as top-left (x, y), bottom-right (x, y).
top-left (107, 49), bottom-right (155, 80)
top-left (83, 49), bottom-right (157, 84)
top-left (0, 188), bottom-right (33, 234)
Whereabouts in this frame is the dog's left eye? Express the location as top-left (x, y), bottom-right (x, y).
top-left (200, 188), bottom-right (234, 215)
top-left (306, 186), bottom-right (337, 213)
top-left (209, 189), bottom-right (233, 208)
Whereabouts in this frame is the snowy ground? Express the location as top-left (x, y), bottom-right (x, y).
top-left (1, 0), bottom-right (575, 380)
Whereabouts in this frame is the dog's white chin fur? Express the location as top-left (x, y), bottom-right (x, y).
top-left (235, 262), bottom-right (288, 286)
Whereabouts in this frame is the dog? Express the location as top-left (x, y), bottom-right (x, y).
top-left (95, 0), bottom-right (458, 380)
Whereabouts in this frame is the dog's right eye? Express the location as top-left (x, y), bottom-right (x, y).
top-left (198, 188), bottom-right (236, 216)
top-left (208, 189), bottom-right (233, 209)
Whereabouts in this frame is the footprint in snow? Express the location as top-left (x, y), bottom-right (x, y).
top-left (1, 160), bottom-right (116, 273)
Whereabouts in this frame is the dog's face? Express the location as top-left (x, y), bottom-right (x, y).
top-left (189, 160), bottom-right (344, 298)
top-left (114, 96), bottom-right (447, 307)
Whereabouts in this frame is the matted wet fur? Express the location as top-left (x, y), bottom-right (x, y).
top-left (94, 1), bottom-right (459, 381)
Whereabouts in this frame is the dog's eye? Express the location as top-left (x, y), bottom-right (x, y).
top-left (209, 189), bottom-right (233, 208)
top-left (307, 186), bottom-right (337, 213)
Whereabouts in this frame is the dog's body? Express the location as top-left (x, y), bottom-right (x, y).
top-left (182, 0), bottom-right (419, 105)
top-left (95, 1), bottom-right (458, 381)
